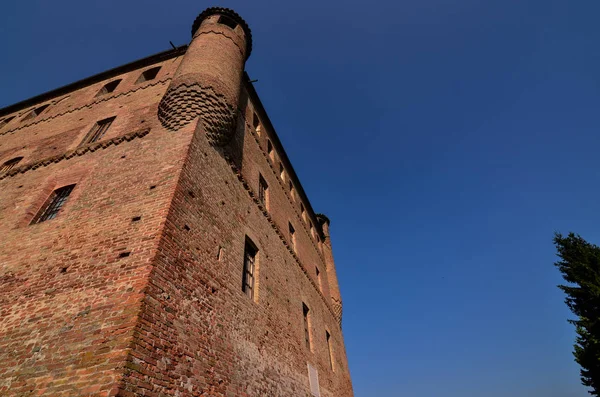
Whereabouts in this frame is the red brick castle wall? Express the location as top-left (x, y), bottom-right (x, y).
top-left (0, 7), bottom-right (353, 397)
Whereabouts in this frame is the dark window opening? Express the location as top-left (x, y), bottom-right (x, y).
top-left (1, 157), bottom-right (23, 173)
top-left (22, 104), bottom-right (49, 121)
top-left (279, 163), bottom-right (285, 180)
top-left (81, 117), bottom-right (115, 145)
top-left (218, 15), bottom-right (238, 29)
top-left (326, 331), bottom-right (334, 370)
top-left (316, 266), bottom-right (322, 292)
top-left (136, 66), bottom-right (161, 84)
top-left (303, 303), bottom-right (311, 350)
top-left (97, 79), bottom-right (121, 96)
top-left (31, 184), bottom-right (75, 224)
top-left (267, 139), bottom-right (274, 161)
top-left (253, 113), bottom-right (260, 128)
top-left (289, 222), bottom-right (296, 252)
top-left (258, 174), bottom-right (268, 209)
top-left (0, 116), bottom-right (15, 128)
top-left (242, 238), bottom-right (258, 299)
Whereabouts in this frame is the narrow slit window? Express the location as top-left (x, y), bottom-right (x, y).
top-left (81, 117), bottom-right (115, 145)
top-left (253, 112), bottom-right (261, 135)
top-left (289, 181), bottom-right (295, 201)
top-left (303, 303), bottom-right (311, 350)
top-left (289, 222), bottom-right (296, 252)
top-left (1, 157), bottom-right (23, 173)
top-left (136, 66), bottom-right (161, 84)
top-left (242, 238), bottom-right (258, 300)
top-left (31, 185), bottom-right (75, 224)
top-left (267, 140), bottom-right (274, 161)
top-left (279, 163), bottom-right (285, 180)
top-left (258, 174), bottom-right (269, 210)
top-left (96, 79), bottom-right (121, 96)
top-left (316, 266), bottom-right (322, 292)
top-left (326, 331), bottom-right (335, 371)
top-left (22, 104), bottom-right (49, 121)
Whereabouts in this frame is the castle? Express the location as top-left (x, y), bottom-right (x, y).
top-left (0, 7), bottom-right (354, 397)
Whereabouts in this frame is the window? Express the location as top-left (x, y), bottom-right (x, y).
top-left (80, 117), bottom-right (115, 145)
top-left (267, 140), bottom-right (274, 161)
top-left (303, 303), bottom-right (311, 350)
top-left (326, 331), bottom-right (335, 371)
top-left (22, 104), bottom-right (49, 121)
top-left (31, 185), bottom-right (75, 224)
top-left (310, 222), bottom-right (314, 238)
top-left (253, 112), bottom-right (261, 135)
top-left (0, 116), bottom-right (15, 128)
top-left (96, 79), bottom-right (121, 96)
top-left (242, 238), bottom-right (258, 300)
top-left (316, 266), bottom-right (322, 293)
top-left (289, 181), bottom-right (295, 201)
top-left (308, 363), bottom-right (320, 397)
top-left (289, 222), bottom-right (296, 252)
top-left (258, 174), bottom-right (268, 210)
top-left (218, 15), bottom-right (238, 29)
top-left (136, 66), bottom-right (161, 84)
top-left (301, 203), bottom-right (306, 222)
top-left (279, 163), bottom-right (285, 180)
top-left (1, 157), bottom-right (23, 173)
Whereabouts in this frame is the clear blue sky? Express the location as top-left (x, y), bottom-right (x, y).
top-left (1, 1), bottom-right (597, 396)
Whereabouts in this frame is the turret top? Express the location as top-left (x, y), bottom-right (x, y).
top-left (191, 7), bottom-right (253, 60)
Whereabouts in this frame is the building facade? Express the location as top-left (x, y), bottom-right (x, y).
top-left (0, 7), bottom-right (353, 397)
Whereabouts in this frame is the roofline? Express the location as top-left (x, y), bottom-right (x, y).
top-left (0, 45), bottom-right (188, 118)
top-left (243, 72), bottom-right (327, 239)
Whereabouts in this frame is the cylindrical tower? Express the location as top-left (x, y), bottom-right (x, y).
top-left (158, 7), bottom-right (252, 146)
top-left (317, 214), bottom-right (343, 326)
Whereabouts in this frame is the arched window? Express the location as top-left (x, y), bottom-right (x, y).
top-left (0, 156), bottom-right (23, 173)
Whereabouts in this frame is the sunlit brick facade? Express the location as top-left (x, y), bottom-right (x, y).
top-left (0, 7), bottom-right (353, 397)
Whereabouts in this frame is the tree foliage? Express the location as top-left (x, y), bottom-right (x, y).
top-left (554, 232), bottom-right (600, 395)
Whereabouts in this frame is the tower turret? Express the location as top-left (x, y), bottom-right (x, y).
top-left (158, 7), bottom-right (252, 146)
top-left (317, 213), bottom-right (344, 326)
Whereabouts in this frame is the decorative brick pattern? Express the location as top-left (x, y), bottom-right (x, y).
top-left (158, 83), bottom-right (236, 146)
top-left (0, 128), bottom-right (150, 180)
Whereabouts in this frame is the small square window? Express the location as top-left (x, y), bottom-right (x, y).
top-left (0, 116), bottom-right (15, 129)
top-left (136, 66), bottom-right (161, 84)
top-left (96, 79), bottom-right (121, 96)
top-left (22, 104), bottom-right (49, 121)
top-left (31, 185), bottom-right (75, 224)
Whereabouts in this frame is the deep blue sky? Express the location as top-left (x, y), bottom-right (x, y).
top-left (1, 1), bottom-right (598, 396)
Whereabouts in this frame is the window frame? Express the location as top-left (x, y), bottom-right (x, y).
top-left (242, 238), bottom-right (258, 300)
top-left (80, 116), bottom-right (115, 146)
top-left (30, 184), bottom-right (76, 224)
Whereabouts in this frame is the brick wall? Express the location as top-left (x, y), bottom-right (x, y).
top-left (0, 10), bottom-right (353, 395)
